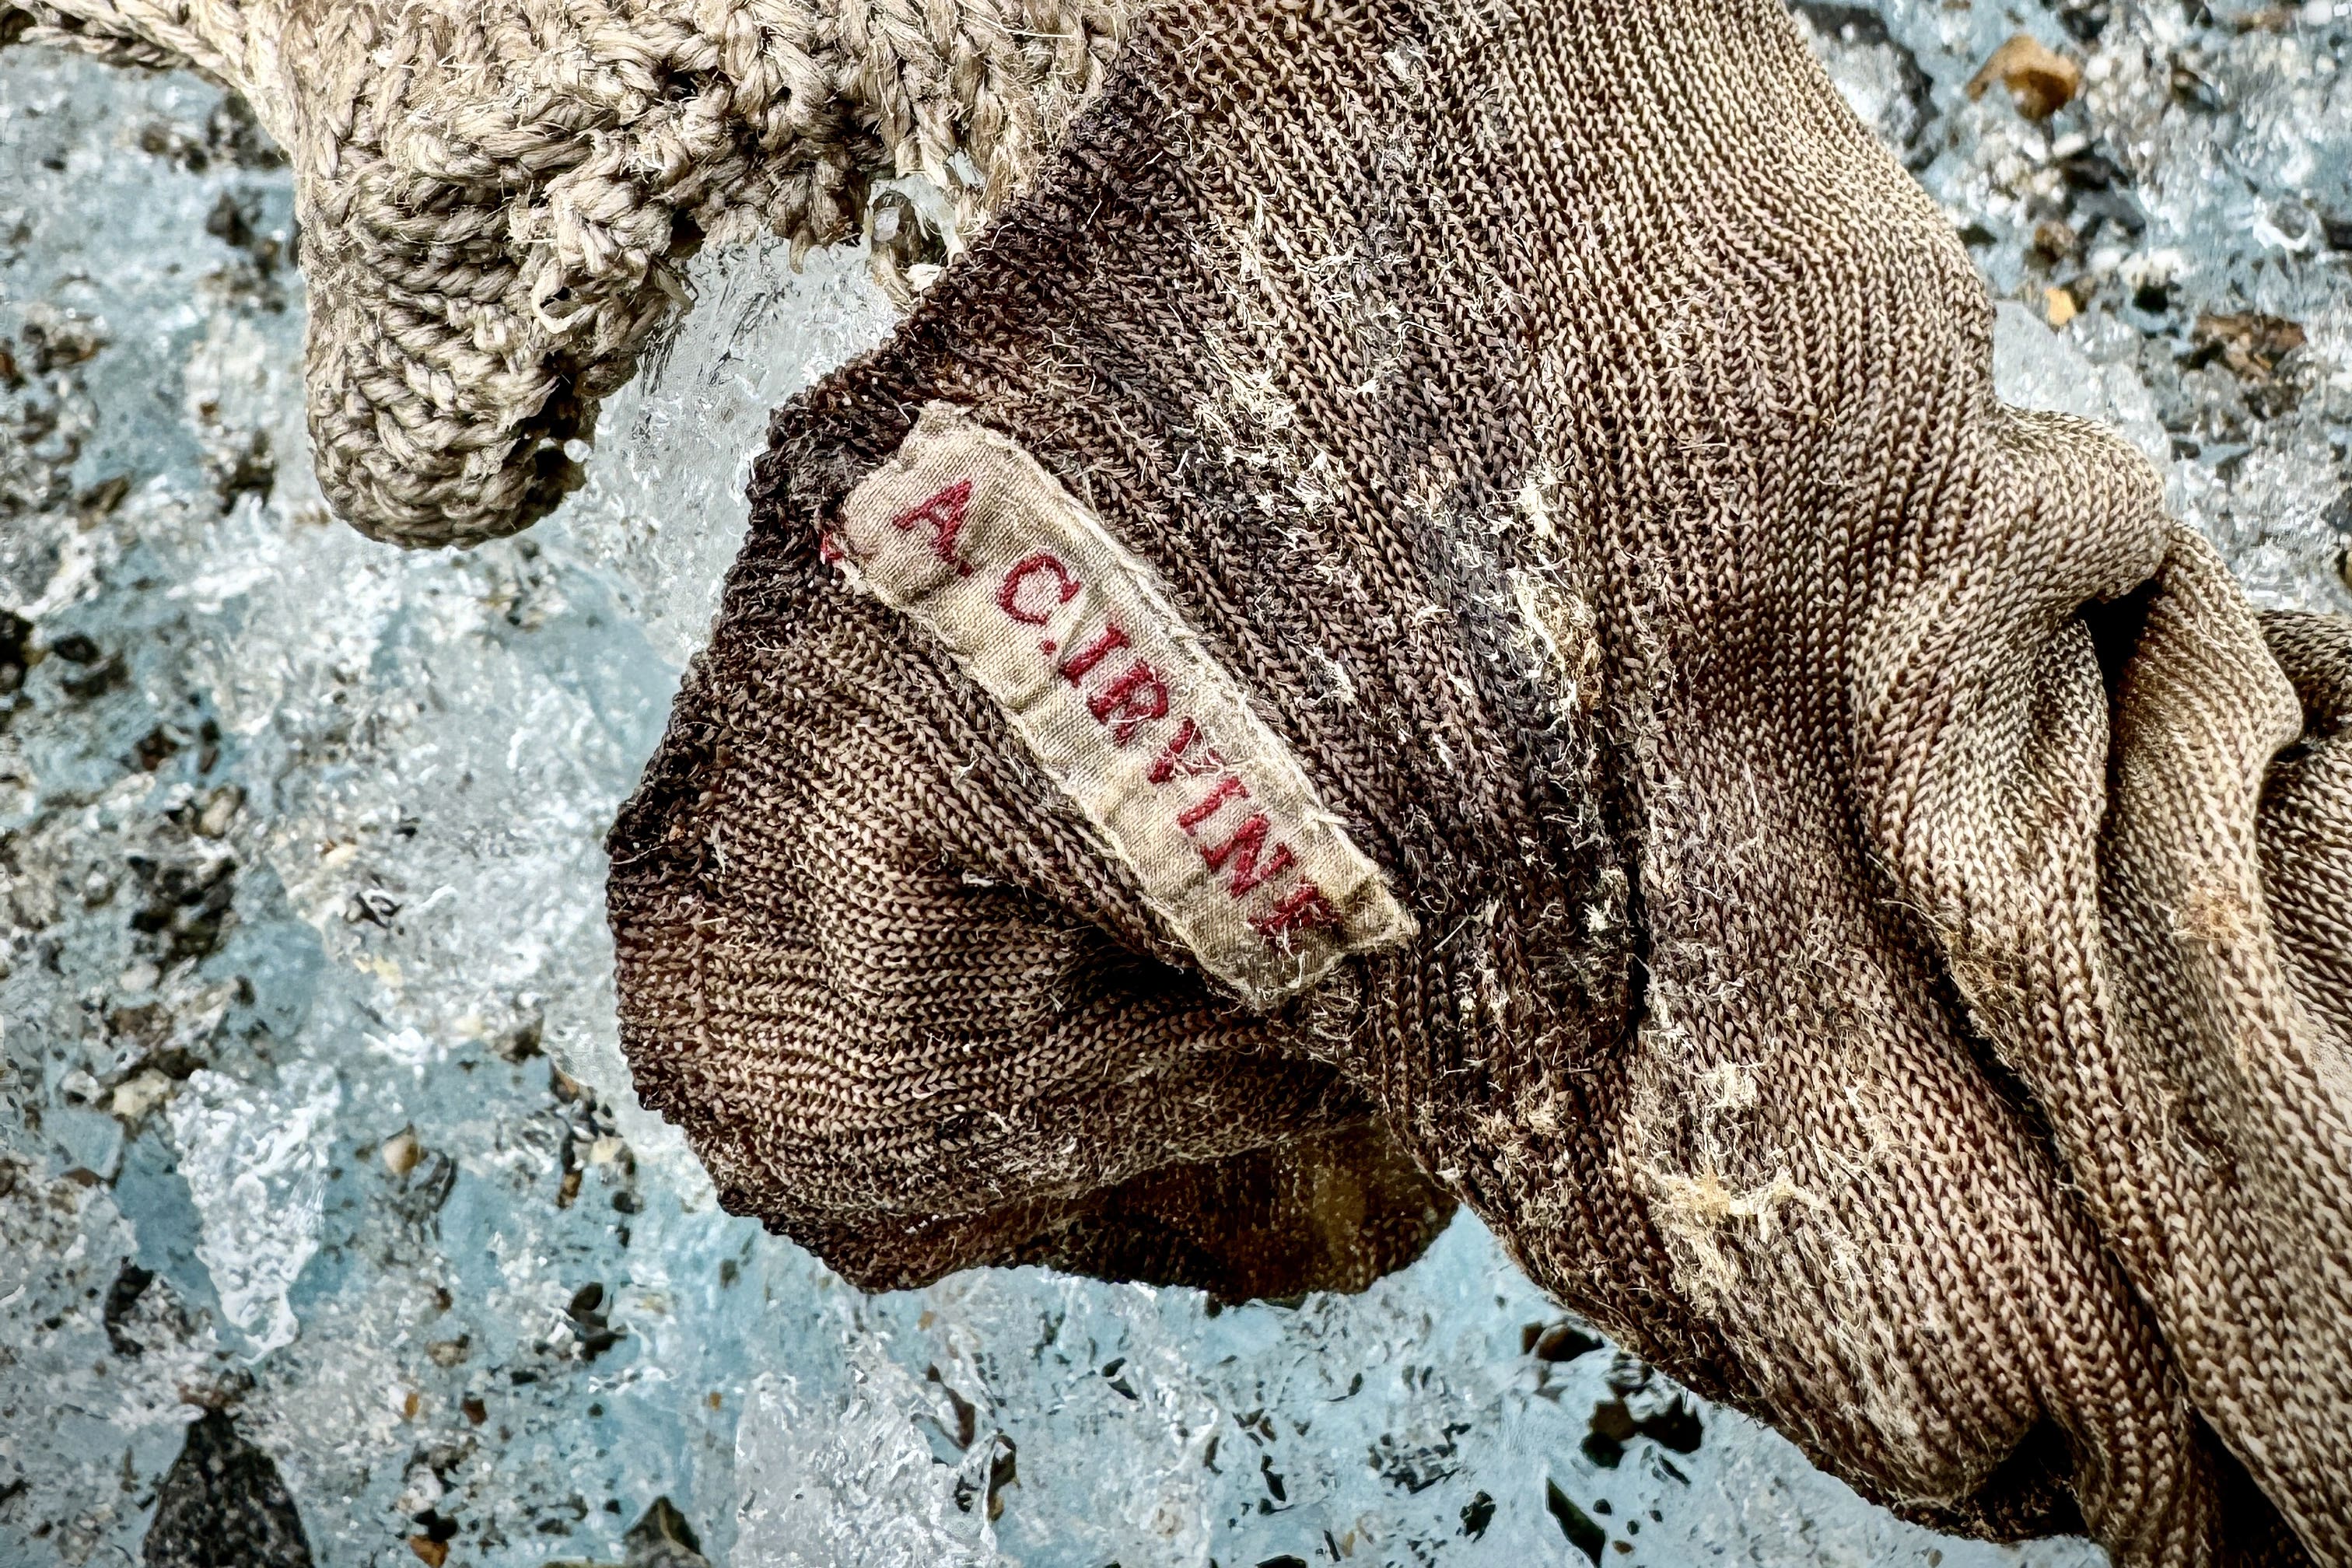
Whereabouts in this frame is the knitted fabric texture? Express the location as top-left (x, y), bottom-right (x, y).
top-left (606, 0), bottom-right (2352, 1560)
top-left (4, 0), bottom-right (1139, 544)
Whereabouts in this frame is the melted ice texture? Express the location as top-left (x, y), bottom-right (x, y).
top-left (2, 1), bottom-right (2347, 1562)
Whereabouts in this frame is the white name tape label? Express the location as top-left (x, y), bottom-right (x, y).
top-left (826, 401), bottom-right (1414, 1005)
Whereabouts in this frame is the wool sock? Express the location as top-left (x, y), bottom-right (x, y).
top-left (7, 0), bottom-right (1141, 544)
top-left (607, 0), bottom-right (2352, 1559)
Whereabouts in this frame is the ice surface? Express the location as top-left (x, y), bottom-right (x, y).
top-left (558, 243), bottom-right (899, 675)
top-left (1990, 299), bottom-right (2175, 464)
top-left (733, 1363), bottom-right (1005, 1568)
top-left (1836, 0), bottom-right (2352, 615)
top-left (1, 5), bottom-right (2346, 1565)
top-left (167, 1063), bottom-right (341, 1355)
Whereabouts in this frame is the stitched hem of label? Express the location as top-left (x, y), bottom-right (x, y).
top-left (825, 401), bottom-right (1415, 1006)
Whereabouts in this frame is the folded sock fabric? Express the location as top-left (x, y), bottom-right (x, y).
top-left (606, 0), bottom-right (2352, 1559)
top-left (9, 0), bottom-right (1139, 544)
top-left (798, 1118), bottom-right (1457, 1303)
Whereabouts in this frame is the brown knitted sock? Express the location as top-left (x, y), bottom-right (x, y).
top-left (607, 0), bottom-right (2352, 1560)
top-left (607, 519), bottom-right (1454, 1286)
top-left (2256, 611), bottom-right (2352, 1049)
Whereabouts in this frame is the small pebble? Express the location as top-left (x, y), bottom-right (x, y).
top-left (110, 1069), bottom-right (175, 1123)
top-left (1968, 34), bottom-right (2083, 122)
top-left (380, 1128), bottom-right (423, 1176)
top-left (195, 786), bottom-right (243, 839)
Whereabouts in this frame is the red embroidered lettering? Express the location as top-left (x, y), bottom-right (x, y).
top-left (1199, 813), bottom-right (1298, 897)
top-left (1057, 623), bottom-right (1129, 684)
top-left (1178, 775), bottom-right (1249, 831)
top-left (1087, 660), bottom-right (1170, 745)
top-left (1146, 719), bottom-right (1225, 785)
top-left (998, 552), bottom-right (1080, 625)
top-left (831, 402), bottom-right (1414, 996)
top-left (890, 479), bottom-right (975, 575)
top-left (1251, 880), bottom-right (1342, 946)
